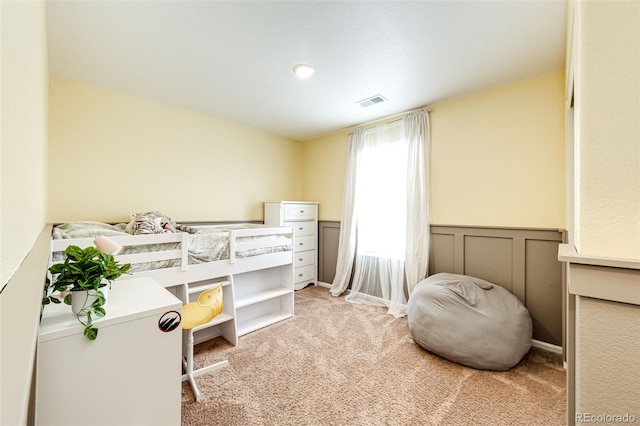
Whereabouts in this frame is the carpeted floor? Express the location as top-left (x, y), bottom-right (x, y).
top-left (181, 285), bottom-right (566, 425)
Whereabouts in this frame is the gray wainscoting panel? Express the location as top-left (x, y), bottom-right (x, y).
top-left (318, 221), bottom-right (566, 347)
top-left (318, 221), bottom-right (341, 284)
top-left (525, 239), bottom-right (564, 346)
top-left (430, 225), bottom-right (566, 346)
top-left (431, 233), bottom-right (455, 274)
top-left (463, 235), bottom-right (515, 294)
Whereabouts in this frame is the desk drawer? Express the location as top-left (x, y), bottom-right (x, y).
top-left (286, 220), bottom-right (316, 237)
top-left (284, 204), bottom-right (317, 221)
top-left (294, 235), bottom-right (315, 252)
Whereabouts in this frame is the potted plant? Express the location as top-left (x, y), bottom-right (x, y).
top-left (43, 245), bottom-right (131, 340)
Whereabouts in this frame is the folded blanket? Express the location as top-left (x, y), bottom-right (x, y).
top-left (52, 221), bottom-right (129, 239)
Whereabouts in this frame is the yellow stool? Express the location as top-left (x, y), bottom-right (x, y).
top-left (181, 281), bottom-right (229, 401)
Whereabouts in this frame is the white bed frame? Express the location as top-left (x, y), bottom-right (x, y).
top-left (49, 225), bottom-right (295, 345)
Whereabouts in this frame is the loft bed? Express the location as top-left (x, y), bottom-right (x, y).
top-left (49, 220), bottom-right (295, 343)
top-left (50, 222), bottom-right (294, 286)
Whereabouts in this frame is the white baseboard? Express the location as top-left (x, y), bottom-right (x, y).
top-left (531, 339), bottom-right (563, 355)
top-left (317, 281), bottom-right (332, 289)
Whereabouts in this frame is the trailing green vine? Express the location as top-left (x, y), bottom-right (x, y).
top-left (44, 245), bottom-right (130, 340)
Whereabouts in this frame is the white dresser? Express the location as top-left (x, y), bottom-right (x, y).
top-left (264, 201), bottom-right (318, 290)
top-left (35, 277), bottom-right (182, 426)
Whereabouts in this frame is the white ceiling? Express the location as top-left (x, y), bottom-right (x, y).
top-left (46, 1), bottom-right (567, 142)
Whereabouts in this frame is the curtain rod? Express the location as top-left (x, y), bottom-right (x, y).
top-left (347, 105), bottom-right (432, 131)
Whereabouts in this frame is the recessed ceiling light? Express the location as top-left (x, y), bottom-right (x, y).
top-left (293, 64), bottom-right (315, 80)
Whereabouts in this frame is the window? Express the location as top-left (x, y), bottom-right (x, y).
top-left (355, 122), bottom-right (408, 261)
top-left (331, 109), bottom-right (430, 317)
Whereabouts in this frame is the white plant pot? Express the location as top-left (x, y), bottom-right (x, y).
top-left (71, 285), bottom-right (109, 316)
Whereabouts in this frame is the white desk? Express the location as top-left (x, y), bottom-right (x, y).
top-left (35, 277), bottom-right (183, 426)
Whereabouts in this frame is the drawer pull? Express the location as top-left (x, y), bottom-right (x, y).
top-left (300, 210), bottom-right (304, 213)
top-left (298, 258), bottom-right (303, 262)
top-left (299, 242), bottom-right (304, 246)
top-left (299, 227), bottom-right (303, 230)
top-left (298, 273), bottom-right (303, 277)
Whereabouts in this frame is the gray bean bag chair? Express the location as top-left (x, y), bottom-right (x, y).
top-left (407, 273), bottom-right (532, 371)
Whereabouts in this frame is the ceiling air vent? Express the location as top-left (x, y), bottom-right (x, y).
top-left (356, 94), bottom-right (387, 108)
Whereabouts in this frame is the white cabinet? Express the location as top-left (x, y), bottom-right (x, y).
top-left (35, 277), bottom-right (182, 426)
top-left (265, 201), bottom-right (318, 290)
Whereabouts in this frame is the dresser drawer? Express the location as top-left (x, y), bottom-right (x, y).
top-left (294, 235), bottom-right (315, 252)
top-left (294, 264), bottom-right (316, 284)
top-left (284, 204), bottom-right (317, 221)
top-left (294, 250), bottom-right (316, 268)
top-left (286, 220), bottom-right (316, 237)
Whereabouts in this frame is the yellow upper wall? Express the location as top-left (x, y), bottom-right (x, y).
top-left (301, 130), bottom-right (349, 221)
top-left (303, 70), bottom-right (566, 228)
top-left (48, 75), bottom-right (303, 223)
top-left (431, 70), bottom-right (565, 228)
top-left (576, 0), bottom-right (640, 259)
top-left (1, 1), bottom-right (48, 285)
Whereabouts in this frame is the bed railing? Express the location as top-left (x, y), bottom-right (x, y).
top-left (50, 226), bottom-right (294, 275)
top-left (50, 232), bottom-right (189, 271)
top-left (228, 227), bottom-right (293, 264)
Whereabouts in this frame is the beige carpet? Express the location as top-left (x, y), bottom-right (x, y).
top-left (181, 285), bottom-right (566, 425)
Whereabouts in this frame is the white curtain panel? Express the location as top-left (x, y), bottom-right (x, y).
top-left (330, 109), bottom-right (430, 317)
top-left (329, 128), bottom-right (363, 297)
top-left (403, 109), bottom-right (431, 295)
